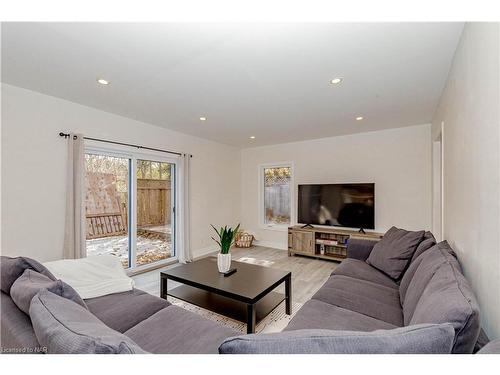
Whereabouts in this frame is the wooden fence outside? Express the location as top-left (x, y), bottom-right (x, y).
top-left (85, 172), bottom-right (127, 239)
top-left (85, 172), bottom-right (171, 239)
top-left (137, 179), bottom-right (171, 227)
top-left (264, 184), bottom-right (291, 223)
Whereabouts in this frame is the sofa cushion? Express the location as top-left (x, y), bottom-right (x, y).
top-left (346, 238), bottom-right (378, 261)
top-left (285, 299), bottom-right (398, 332)
top-left (0, 291), bottom-right (42, 353)
top-left (366, 226), bottom-right (425, 280)
top-left (124, 305), bottom-right (238, 354)
top-left (332, 259), bottom-right (398, 289)
top-left (219, 324), bottom-right (455, 354)
top-left (410, 231), bottom-right (436, 263)
top-left (84, 288), bottom-right (170, 333)
top-left (0, 256), bottom-right (56, 294)
top-left (30, 290), bottom-right (146, 354)
top-left (312, 275), bottom-right (403, 326)
top-left (401, 241), bottom-right (459, 323)
top-left (477, 339), bottom-right (500, 354)
top-left (409, 261), bottom-right (480, 354)
top-left (10, 269), bottom-right (86, 314)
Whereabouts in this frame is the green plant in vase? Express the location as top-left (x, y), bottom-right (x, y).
top-left (211, 224), bottom-right (240, 272)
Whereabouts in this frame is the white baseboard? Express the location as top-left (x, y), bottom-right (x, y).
top-left (193, 241), bottom-right (287, 258)
top-left (193, 245), bottom-right (219, 260)
top-left (253, 240), bottom-right (288, 250)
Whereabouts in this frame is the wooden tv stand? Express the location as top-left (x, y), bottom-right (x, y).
top-left (288, 225), bottom-right (383, 262)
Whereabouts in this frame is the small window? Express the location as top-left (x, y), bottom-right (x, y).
top-left (261, 165), bottom-right (293, 227)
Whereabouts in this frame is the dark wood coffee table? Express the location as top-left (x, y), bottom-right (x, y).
top-left (160, 257), bottom-right (292, 333)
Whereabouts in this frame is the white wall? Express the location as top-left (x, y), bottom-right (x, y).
top-left (431, 136), bottom-right (443, 241)
top-left (431, 23), bottom-right (500, 339)
top-left (240, 125), bottom-right (432, 249)
top-left (1, 84), bottom-right (241, 261)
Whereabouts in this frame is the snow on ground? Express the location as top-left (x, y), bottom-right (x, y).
top-left (86, 226), bottom-right (172, 267)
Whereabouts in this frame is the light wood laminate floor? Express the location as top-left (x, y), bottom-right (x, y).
top-left (133, 246), bottom-right (339, 304)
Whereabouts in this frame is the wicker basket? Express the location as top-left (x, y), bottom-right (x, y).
top-left (235, 232), bottom-right (254, 248)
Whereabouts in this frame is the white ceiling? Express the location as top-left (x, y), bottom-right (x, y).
top-left (1, 22), bottom-right (463, 147)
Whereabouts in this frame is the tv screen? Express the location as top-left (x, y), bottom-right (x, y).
top-left (298, 183), bottom-right (375, 229)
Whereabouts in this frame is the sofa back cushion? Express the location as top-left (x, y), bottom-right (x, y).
top-left (30, 290), bottom-right (146, 354)
top-left (409, 262), bottom-right (480, 354)
top-left (401, 241), bottom-right (459, 322)
top-left (10, 269), bottom-right (87, 314)
top-left (366, 227), bottom-right (425, 280)
top-left (219, 324), bottom-right (455, 354)
top-left (1, 256), bottom-right (56, 294)
top-left (410, 231), bottom-right (436, 263)
top-left (399, 241), bottom-right (455, 307)
top-left (346, 238), bottom-right (378, 261)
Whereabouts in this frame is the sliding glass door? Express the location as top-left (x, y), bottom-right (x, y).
top-left (135, 159), bottom-right (175, 267)
top-left (84, 148), bottom-right (178, 271)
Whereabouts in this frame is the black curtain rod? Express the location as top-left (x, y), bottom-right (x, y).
top-left (59, 132), bottom-right (191, 158)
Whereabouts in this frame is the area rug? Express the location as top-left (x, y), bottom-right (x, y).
top-left (235, 257), bottom-right (276, 268)
top-left (168, 297), bottom-right (303, 334)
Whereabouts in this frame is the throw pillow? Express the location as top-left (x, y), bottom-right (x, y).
top-left (366, 226), bottom-right (425, 279)
top-left (1, 256), bottom-right (56, 294)
top-left (10, 269), bottom-right (87, 314)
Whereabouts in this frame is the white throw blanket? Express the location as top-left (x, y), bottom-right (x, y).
top-left (44, 255), bottom-right (135, 299)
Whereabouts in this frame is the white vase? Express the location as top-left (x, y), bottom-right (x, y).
top-left (217, 253), bottom-right (231, 273)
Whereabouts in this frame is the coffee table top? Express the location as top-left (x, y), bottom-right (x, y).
top-left (161, 257), bottom-right (291, 303)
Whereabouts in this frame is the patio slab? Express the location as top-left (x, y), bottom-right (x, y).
top-left (86, 225), bottom-right (172, 267)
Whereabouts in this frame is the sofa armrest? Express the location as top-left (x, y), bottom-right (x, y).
top-left (346, 238), bottom-right (378, 261)
top-left (477, 339), bottom-right (500, 354)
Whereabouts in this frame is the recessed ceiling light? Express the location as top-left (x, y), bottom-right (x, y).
top-left (330, 78), bottom-right (343, 85)
top-left (250, 136), bottom-right (256, 139)
top-left (199, 117), bottom-right (207, 121)
top-left (97, 78), bottom-right (110, 85)
top-left (356, 116), bottom-right (364, 121)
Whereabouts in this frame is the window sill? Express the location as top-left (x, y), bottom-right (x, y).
top-left (126, 257), bottom-right (178, 276)
top-left (259, 224), bottom-right (290, 232)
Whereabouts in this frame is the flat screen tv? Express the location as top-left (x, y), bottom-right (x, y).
top-left (298, 183), bottom-right (375, 229)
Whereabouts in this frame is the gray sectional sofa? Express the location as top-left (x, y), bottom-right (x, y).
top-left (1, 257), bottom-right (238, 354)
top-left (219, 229), bottom-right (491, 354)
top-left (0, 227), bottom-right (496, 354)
top-left (282, 235), bottom-right (481, 354)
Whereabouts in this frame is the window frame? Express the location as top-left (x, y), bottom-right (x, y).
top-left (84, 141), bottom-right (180, 273)
top-left (258, 162), bottom-right (295, 232)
